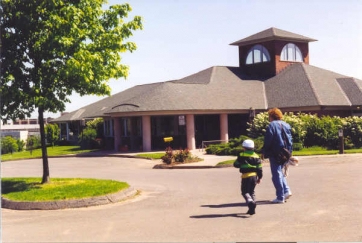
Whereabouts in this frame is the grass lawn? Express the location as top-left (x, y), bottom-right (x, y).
top-left (216, 147), bottom-right (362, 166)
top-left (1, 177), bottom-right (129, 201)
top-left (1, 146), bottom-right (97, 162)
top-left (135, 153), bottom-right (164, 160)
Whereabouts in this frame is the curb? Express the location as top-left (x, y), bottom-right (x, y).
top-left (1, 187), bottom-right (138, 210)
top-left (152, 164), bottom-right (234, 169)
top-left (153, 164), bottom-right (215, 169)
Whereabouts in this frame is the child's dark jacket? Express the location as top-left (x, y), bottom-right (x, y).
top-left (233, 150), bottom-right (263, 179)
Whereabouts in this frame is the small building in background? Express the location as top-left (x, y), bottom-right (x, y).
top-left (1, 117), bottom-right (53, 142)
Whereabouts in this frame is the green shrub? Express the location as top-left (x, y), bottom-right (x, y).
top-left (205, 144), bottom-right (221, 154)
top-left (343, 137), bottom-right (355, 149)
top-left (79, 127), bottom-right (97, 149)
top-left (253, 137), bottom-right (264, 153)
top-left (293, 143), bottom-right (303, 151)
top-left (205, 135), bottom-right (263, 156)
top-left (215, 146), bottom-right (231, 155)
top-left (1, 136), bottom-right (18, 154)
top-left (228, 135), bottom-right (249, 148)
top-left (45, 123), bottom-right (60, 147)
top-left (86, 118), bottom-right (104, 138)
top-left (26, 135), bottom-right (41, 150)
top-left (230, 146), bottom-right (244, 156)
top-left (16, 139), bottom-right (25, 152)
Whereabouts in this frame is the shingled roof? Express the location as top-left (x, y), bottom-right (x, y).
top-left (53, 62), bottom-right (362, 123)
top-left (265, 63), bottom-right (357, 108)
top-left (230, 27), bottom-right (317, 46)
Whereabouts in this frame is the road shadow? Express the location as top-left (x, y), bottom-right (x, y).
top-left (191, 200), bottom-right (275, 219)
top-left (190, 213), bottom-right (250, 219)
top-left (201, 202), bottom-right (246, 208)
top-left (201, 200), bottom-right (274, 208)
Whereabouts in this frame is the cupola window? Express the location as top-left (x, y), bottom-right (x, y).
top-left (280, 43), bottom-right (303, 62)
top-left (245, 44), bottom-right (270, 65)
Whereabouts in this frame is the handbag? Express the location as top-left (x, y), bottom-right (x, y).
top-left (276, 123), bottom-right (291, 165)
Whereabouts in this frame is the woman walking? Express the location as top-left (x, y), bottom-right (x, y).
top-left (261, 108), bottom-right (293, 203)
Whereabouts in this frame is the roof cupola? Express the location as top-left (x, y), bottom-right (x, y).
top-left (230, 27), bottom-right (317, 78)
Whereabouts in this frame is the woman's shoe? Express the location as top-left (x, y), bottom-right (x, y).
top-left (271, 198), bottom-right (285, 204)
top-left (284, 192), bottom-right (292, 199)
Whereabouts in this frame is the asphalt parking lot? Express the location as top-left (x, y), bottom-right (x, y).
top-left (1, 153), bottom-right (362, 242)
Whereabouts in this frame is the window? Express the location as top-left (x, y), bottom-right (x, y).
top-left (104, 119), bottom-right (113, 137)
top-left (245, 44), bottom-right (270, 64)
top-left (280, 43), bottom-right (303, 62)
top-left (120, 117), bottom-right (142, 137)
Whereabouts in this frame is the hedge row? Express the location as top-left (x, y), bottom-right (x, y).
top-left (206, 113), bottom-right (362, 155)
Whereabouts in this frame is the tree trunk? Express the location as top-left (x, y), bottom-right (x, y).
top-left (39, 107), bottom-right (50, 184)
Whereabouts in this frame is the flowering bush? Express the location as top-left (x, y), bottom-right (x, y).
top-left (174, 148), bottom-right (191, 162)
top-left (247, 112), bottom-right (269, 138)
top-left (246, 112), bottom-right (361, 149)
top-left (342, 116), bottom-right (362, 148)
top-left (247, 112), bottom-right (306, 144)
top-left (161, 147), bottom-right (202, 164)
top-left (161, 146), bottom-right (174, 164)
top-left (300, 114), bottom-right (342, 149)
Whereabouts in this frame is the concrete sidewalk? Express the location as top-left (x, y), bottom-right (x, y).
top-left (94, 149), bottom-right (237, 168)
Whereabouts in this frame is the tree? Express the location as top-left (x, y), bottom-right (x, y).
top-left (0, 0), bottom-right (143, 183)
top-left (45, 123), bottom-right (60, 147)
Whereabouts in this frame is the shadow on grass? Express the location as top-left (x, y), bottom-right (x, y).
top-left (1, 180), bottom-right (41, 194)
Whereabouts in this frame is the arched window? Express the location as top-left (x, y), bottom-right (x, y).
top-left (280, 43), bottom-right (303, 62)
top-left (245, 44), bottom-right (270, 65)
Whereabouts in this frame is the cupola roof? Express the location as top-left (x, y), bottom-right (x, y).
top-left (230, 27), bottom-right (317, 46)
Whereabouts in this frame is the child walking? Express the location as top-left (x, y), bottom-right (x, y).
top-left (233, 139), bottom-right (263, 215)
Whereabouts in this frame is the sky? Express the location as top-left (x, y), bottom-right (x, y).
top-left (41, 0), bottom-right (362, 118)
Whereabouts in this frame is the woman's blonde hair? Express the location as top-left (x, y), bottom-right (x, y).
top-left (268, 108), bottom-right (283, 120)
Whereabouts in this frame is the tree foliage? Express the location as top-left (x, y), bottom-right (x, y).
top-left (0, 0), bottom-right (143, 183)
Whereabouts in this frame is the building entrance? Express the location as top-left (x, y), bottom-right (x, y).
top-left (194, 114), bottom-right (220, 148)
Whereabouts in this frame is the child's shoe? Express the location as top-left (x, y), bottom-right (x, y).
top-left (247, 201), bottom-right (256, 215)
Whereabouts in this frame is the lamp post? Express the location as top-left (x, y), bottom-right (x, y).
top-left (80, 119), bottom-right (85, 149)
top-left (338, 129), bottom-right (344, 154)
top-left (249, 107), bottom-right (255, 124)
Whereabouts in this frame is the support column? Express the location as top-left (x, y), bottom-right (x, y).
top-left (186, 114), bottom-right (196, 150)
top-left (113, 118), bottom-right (121, 151)
top-left (220, 113), bottom-right (229, 143)
top-left (142, 115), bottom-right (151, 152)
top-left (66, 123), bottom-right (70, 141)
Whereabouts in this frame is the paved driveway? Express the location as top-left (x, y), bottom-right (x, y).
top-left (2, 154), bottom-right (362, 242)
